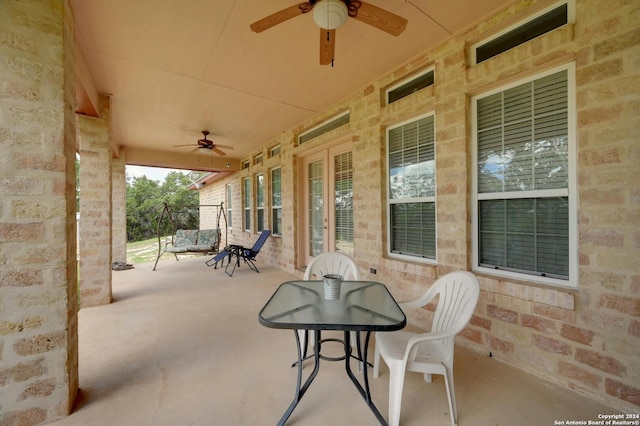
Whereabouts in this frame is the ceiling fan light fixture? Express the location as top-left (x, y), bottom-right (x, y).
top-left (313, 0), bottom-right (348, 30)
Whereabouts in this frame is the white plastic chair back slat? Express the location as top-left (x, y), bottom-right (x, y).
top-left (303, 252), bottom-right (362, 281)
top-left (432, 276), bottom-right (477, 334)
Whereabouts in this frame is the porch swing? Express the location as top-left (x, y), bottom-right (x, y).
top-left (152, 202), bottom-right (227, 271)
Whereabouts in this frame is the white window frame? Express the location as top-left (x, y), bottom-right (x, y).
top-left (298, 110), bottom-right (350, 145)
top-left (385, 66), bottom-right (435, 105)
top-left (256, 173), bottom-right (264, 233)
top-left (271, 167), bottom-right (282, 236)
top-left (470, 0), bottom-right (574, 65)
top-left (386, 113), bottom-right (437, 263)
top-left (225, 184), bottom-right (232, 229)
top-left (270, 145), bottom-right (281, 157)
top-left (243, 177), bottom-right (251, 232)
top-left (471, 63), bottom-right (577, 288)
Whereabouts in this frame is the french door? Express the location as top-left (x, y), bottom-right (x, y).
top-left (300, 143), bottom-right (354, 267)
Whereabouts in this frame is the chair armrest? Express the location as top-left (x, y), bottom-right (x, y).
top-left (401, 329), bottom-right (458, 363)
top-left (398, 283), bottom-right (441, 311)
top-left (407, 330), bottom-right (457, 346)
top-left (398, 300), bottom-right (423, 310)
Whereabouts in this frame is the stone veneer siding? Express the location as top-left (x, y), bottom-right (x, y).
top-left (200, 0), bottom-right (639, 411)
top-left (77, 96), bottom-right (113, 308)
top-left (111, 150), bottom-right (127, 265)
top-left (0, 0), bottom-right (79, 423)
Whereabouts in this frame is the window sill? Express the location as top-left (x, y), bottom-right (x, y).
top-left (473, 266), bottom-right (577, 310)
top-left (386, 252), bottom-right (437, 266)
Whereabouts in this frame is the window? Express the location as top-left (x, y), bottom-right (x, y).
top-left (472, 65), bottom-right (576, 287)
top-left (270, 145), bottom-right (281, 157)
top-left (387, 114), bottom-right (436, 260)
top-left (335, 151), bottom-right (354, 256)
top-left (243, 177), bottom-right (251, 232)
top-left (255, 154), bottom-right (263, 165)
top-left (225, 184), bottom-right (233, 228)
top-left (271, 168), bottom-right (282, 236)
top-left (474, 2), bottom-right (569, 64)
top-left (298, 111), bottom-right (350, 145)
top-left (243, 160), bottom-right (250, 169)
top-left (386, 68), bottom-right (434, 104)
top-left (256, 173), bottom-right (264, 232)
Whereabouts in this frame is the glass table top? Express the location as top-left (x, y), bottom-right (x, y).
top-left (259, 280), bottom-right (406, 332)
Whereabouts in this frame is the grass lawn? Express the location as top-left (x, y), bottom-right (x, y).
top-left (126, 237), bottom-right (168, 264)
top-left (127, 236), bottom-right (215, 264)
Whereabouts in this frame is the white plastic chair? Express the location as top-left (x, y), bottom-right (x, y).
top-left (302, 251), bottom-right (362, 281)
top-left (298, 252), bottom-right (362, 366)
top-left (373, 271), bottom-right (480, 426)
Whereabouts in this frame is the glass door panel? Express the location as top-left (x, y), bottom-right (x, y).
top-left (299, 143), bottom-right (354, 267)
top-left (333, 150), bottom-right (353, 256)
top-left (308, 159), bottom-right (324, 257)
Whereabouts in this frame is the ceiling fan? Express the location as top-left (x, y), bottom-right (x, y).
top-left (250, 0), bottom-right (407, 65)
top-left (173, 131), bottom-right (233, 156)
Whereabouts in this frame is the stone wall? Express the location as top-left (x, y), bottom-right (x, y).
top-left (77, 98), bottom-right (113, 308)
top-left (196, 182), bottom-right (226, 249)
top-left (111, 150), bottom-right (126, 264)
top-left (0, 0), bottom-right (79, 423)
top-left (200, 0), bottom-right (639, 410)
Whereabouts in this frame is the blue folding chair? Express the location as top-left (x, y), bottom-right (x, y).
top-left (207, 230), bottom-right (271, 277)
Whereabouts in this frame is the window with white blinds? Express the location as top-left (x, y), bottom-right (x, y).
top-left (256, 173), bottom-right (264, 232)
top-left (473, 66), bottom-right (575, 285)
top-left (335, 151), bottom-right (354, 256)
top-left (387, 114), bottom-right (436, 259)
top-left (243, 177), bottom-right (251, 232)
top-left (271, 168), bottom-right (282, 236)
top-left (226, 184), bottom-right (232, 228)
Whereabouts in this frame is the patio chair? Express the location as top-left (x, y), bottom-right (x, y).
top-left (296, 252), bottom-right (363, 369)
top-left (373, 271), bottom-right (480, 426)
top-left (208, 230), bottom-right (271, 277)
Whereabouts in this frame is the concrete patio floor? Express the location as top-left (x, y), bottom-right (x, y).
top-left (50, 256), bottom-right (616, 426)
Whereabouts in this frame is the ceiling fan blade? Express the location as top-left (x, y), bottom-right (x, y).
top-left (213, 144), bottom-right (234, 150)
top-left (173, 144), bottom-right (196, 147)
top-left (188, 147), bottom-right (199, 154)
top-left (212, 148), bottom-right (226, 156)
top-left (250, 2), bottom-right (314, 33)
top-left (319, 28), bottom-right (336, 65)
top-left (350, 1), bottom-right (407, 36)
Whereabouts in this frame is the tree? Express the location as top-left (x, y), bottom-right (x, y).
top-left (125, 171), bottom-right (204, 242)
top-left (160, 171), bottom-right (201, 231)
top-left (126, 176), bottom-right (162, 242)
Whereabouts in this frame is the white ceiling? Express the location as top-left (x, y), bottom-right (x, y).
top-left (72, 0), bottom-right (512, 171)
